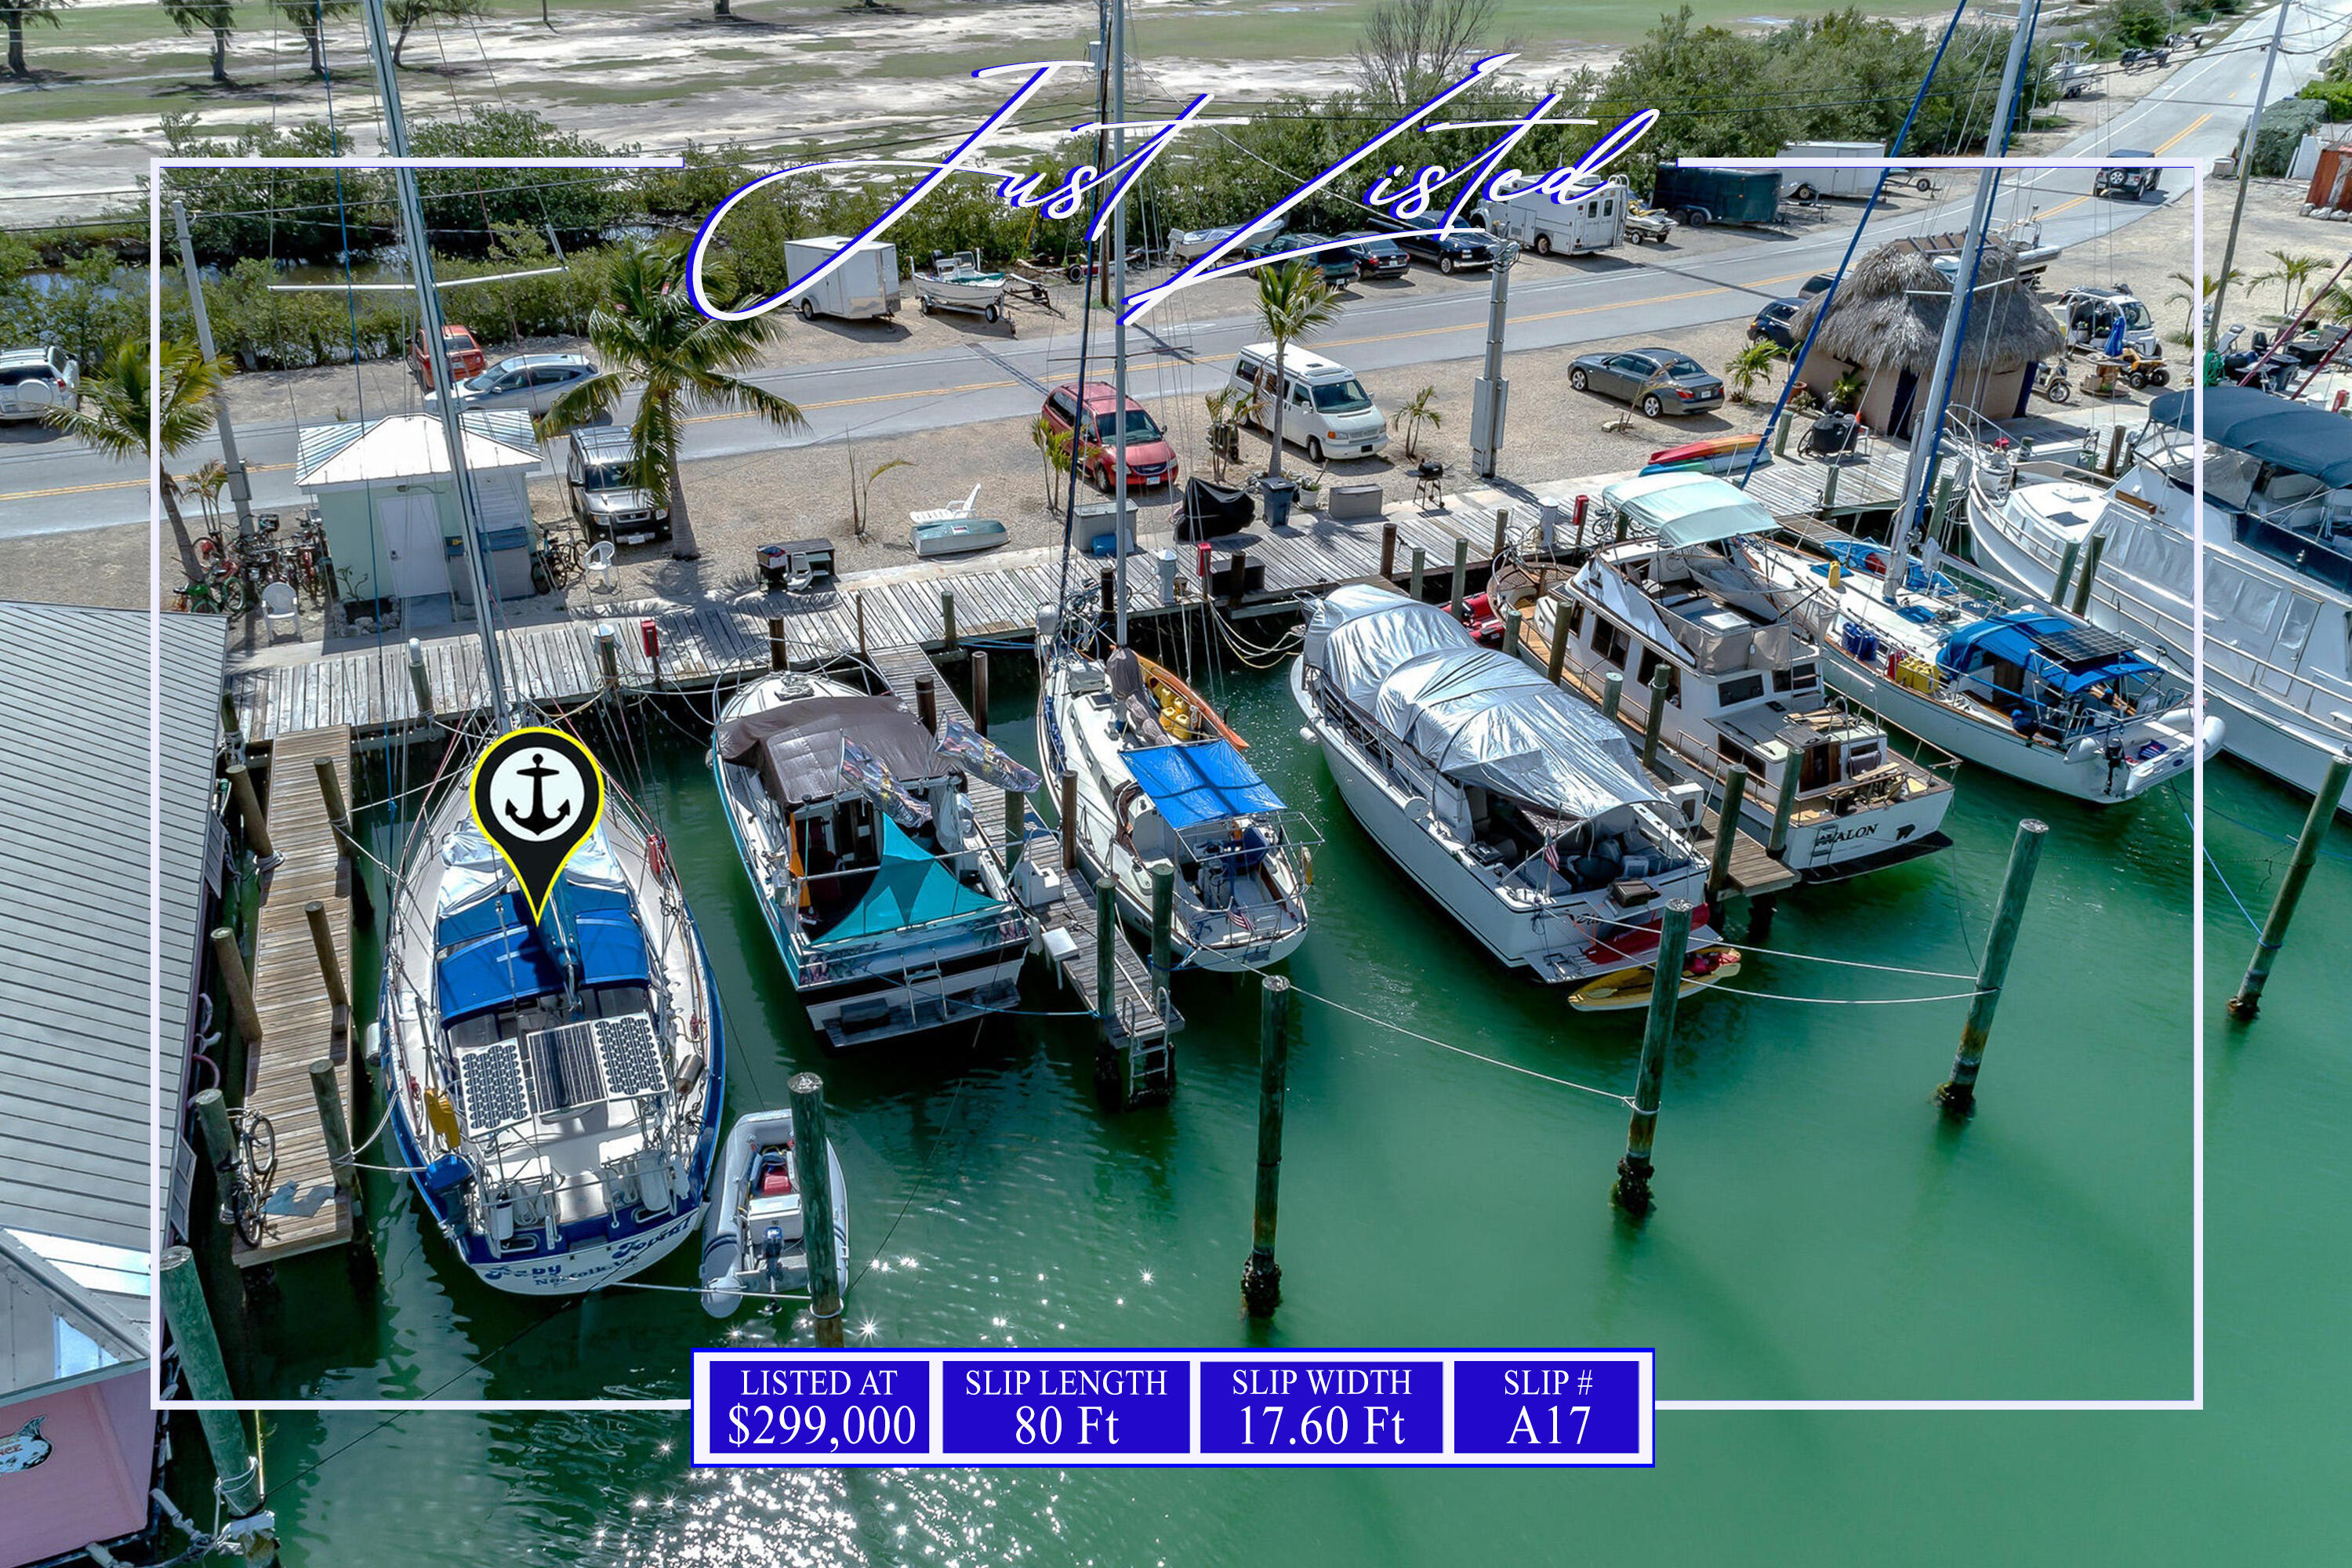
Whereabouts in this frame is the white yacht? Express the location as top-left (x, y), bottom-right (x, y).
top-left (385, 785), bottom-right (724, 1294)
top-left (1498, 474), bottom-right (1956, 881)
top-left (1293, 584), bottom-right (1739, 1011)
top-left (714, 665), bottom-right (1032, 1047)
top-left (1039, 626), bottom-right (1312, 972)
top-left (1743, 535), bottom-right (2221, 804)
top-left (1968, 386), bottom-right (2352, 809)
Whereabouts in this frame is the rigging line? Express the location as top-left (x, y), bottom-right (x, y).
top-left (2180, 800), bottom-right (2267, 935)
top-left (1704, 983), bottom-right (1991, 1004)
top-left (1290, 982), bottom-right (1636, 1104)
top-left (848, 1038), bottom-right (980, 1294)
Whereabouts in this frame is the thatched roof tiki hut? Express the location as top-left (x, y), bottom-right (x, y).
top-left (1791, 238), bottom-right (2065, 440)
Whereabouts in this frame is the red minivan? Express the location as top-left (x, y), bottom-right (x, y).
top-left (408, 325), bottom-right (487, 389)
top-left (1040, 381), bottom-right (1179, 491)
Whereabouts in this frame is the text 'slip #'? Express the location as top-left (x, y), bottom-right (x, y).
top-left (687, 53), bottom-right (1657, 328)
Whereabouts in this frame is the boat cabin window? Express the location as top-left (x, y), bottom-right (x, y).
top-left (1634, 648), bottom-right (1682, 706)
top-left (1718, 672), bottom-right (1765, 707)
top-left (1716, 737), bottom-right (1768, 774)
top-left (1591, 615), bottom-right (1630, 667)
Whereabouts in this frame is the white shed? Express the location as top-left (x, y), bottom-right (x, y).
top-left (296, 410), bottom-right (545, 611)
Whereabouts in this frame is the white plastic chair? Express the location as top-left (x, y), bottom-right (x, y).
top-left (909, 481), bottom-right (984, 528)
top-left (259, 582), bottom-right (299, 641)
top-left (585, 540), bottom-right (619, 593)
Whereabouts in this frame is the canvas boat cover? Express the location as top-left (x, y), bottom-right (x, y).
top-left (811, 816), bottom-right (1001, 946)
top-left (1602, 473), bottom-right (1778, 549)
top-left (1936, 612), bottom-right (2161, 695)
top-left (1306, 585), bottom-right (1661, 822)
top-left (434, 884), bottom-right (650, 1023)
top-left (2147, 386), bottom-right (2352, 488)
top-left (1126, 739), bottom-right (1287, 832)
top-left (1576, 539), bottom-right (1825, 675)
top-left (718, 694), bottom-right (949, 811)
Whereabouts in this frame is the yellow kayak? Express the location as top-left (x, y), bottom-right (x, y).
top-left (1567, 949), bottom-right (1743, 1014)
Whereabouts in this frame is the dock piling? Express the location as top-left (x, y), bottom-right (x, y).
top-left (855, 593), bottom-right (868, 657)
top-left (1545, 612), bottom-right (1567, 684)
top-left (1773, 413), bottom-right (1792, 459)
top-left (1409, 545), bottom-right (1427, 601)
top-left (941, 589), bottom-right (959, 654)
top-left (1766, 757), bottom-right (1800, 860)
top-left (971, 650), bottom-right (989, 736)
top-left (2105, 424), bottom-right (2128, 477)
top-left (1241, 972), bottom-right (1291, 1319)
top-left (1820, 459), bottom-right (1841, 512)
top-left (220, 691), bottom-right (244, 759)
top-left (2069, 534), bottom-right (2106, 617)
top-left (158, 1248), bottom-right (273, 1537)
top-left (308, 1059), bottom-right (355, 1200)
top-left (1060, 768), bottom-right (1078, 871)
top-left (2049, 538), bottom-right (2082, 608)
top-left (767, 615), bottom-right (789, 672)
top-left (1600, 670), bottom-right (1623, 722)
top-left (1004, 787), bottom-right (1027, 873)
top-left (1936, 818), bottom-right (2049, 1116)
top-left (406, 637), bottom-right (434, 721)
top-left (1501, 605), bottom-right (1521, 659)
top-left (303, 899), bottom-right (347, 1013)
top-left (1149, 859), bottom-right (1174, 997)
top-left (1705, 766), bottom-right (1750, 909)
top-left (914, 673), bottom-right (938, 734)
top-left (1449, 537), bottom-right (1469, 617)
top-left (787, 1073), bottom-right (846, 1348)
top-left (1612, 899), bottom-right (1692, 1218)
top-left (1380, 521), bottom-right (1397, 580)
top-left (226, 764), bottom-right (274, 862)
top-left (594, 624), bottom-right (619, 691)
top-left (1491, 507), bottom-right (1510, 560)
top-left (209, 926), bottom-right (262, 1043)
top-left (191, 1087), bottom-right (237, 1178)
top-left (2226, 750), bottom-right (2352, 1022)
top-left (1638, 666), bottom-right (1670, 775)
top-left (1095, 878), bottom-right (1117, 1030)
top-left (1228, 550), bottom-right (1248, 608)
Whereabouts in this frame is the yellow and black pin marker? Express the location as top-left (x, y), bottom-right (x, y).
top-left (469, 726), bottom-right (607, 922)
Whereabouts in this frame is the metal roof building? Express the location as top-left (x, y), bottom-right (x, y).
top-left (0, 601), bottom-right (228, 1329)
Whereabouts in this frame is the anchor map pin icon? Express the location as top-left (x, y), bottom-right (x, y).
top-left (470, 726), bottom-right (607, 922)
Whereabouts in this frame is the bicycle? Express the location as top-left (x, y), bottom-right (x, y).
top-left (539, 530), bottom-right (588, 593)
top-left (216, 1109), bottom-right (278, 1249)
top-left (183, 568), bottom-right (247, 617)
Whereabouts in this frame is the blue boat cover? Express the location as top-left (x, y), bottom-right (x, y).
top-left (2147, 386), bottom-right (2352, 488)
top-left (812, 816), bottom-right (1000, 946)
top-left (1126, 740), bottom-right (1287, 832)
top-left (435, 883), bottom-right (649, 1022)
top-left (1936, 612), bottom-right (2160, 695)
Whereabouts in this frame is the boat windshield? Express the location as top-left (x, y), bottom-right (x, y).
top-left (1312, 379), bottom-right (1374, 414)
top-left (1094, 409), bottom-right (1163, 441)
top-left (2147, 429), bottom-right (2263, 512)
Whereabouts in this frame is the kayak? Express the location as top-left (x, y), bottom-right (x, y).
top-left (1640, 433), bottom-right (1766, 477)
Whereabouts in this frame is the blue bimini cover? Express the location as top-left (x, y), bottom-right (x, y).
top-left (1127, 739), bottom-right (1287, 832)
top-left (564, 882), bottom-right (652, 990)
top-left (1937, 612), bottom-right (2160, 695)
top-left (437, 898), bottom-right (561, 1025)
top-left (812, 816), bottom-right (1001, 946)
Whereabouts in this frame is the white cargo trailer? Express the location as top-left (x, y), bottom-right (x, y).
top-left (1472, 176), bottom-right (1632, 256)
top-left (1776, 142), bottom-right (1889, 201)
top-left (782, 235), bottom-right (902, 321)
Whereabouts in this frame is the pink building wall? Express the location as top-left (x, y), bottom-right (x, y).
top-left (0, 1371), bottom-right (149, 1568)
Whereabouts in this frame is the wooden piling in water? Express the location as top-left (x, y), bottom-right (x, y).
top-left (303, 899), bottom-right (347, 1012)
top-left (1820, 459), bottom-right (1842, 511)
top-left (1060, 768), bottom-right (1079, 871)
top-left (1492, 507), bottom-right (1510, 559)
top-left (915, 673), bottom-right (938, 734)
top-left (1095, 878), bottom-right (1117, 1030)
top-left (1501, 605), bottom-right (1521, 659)
top-left (308, 1059), bottom-right (354, 1200)
top-left (971, 649), bottom-right (990, 736)
top-left (1766, 757), bottom-right (1801, 860)
top-left (1005, 788), bottom-right (1027, 872)
top-left (768, 615), bottom-right (789, 672)
top-left (787, 1073), bottom-right (846, 1348)
top-left (2226, 750), bottom-right (2352, 1022)
top-left (1449, 537), bottom-right (1469, 617)
top-left (158, 1247), bottom-right (270, 1530)
top-left (942, 589), bottom-right (959, 653)
top-left (2049, 538), bottom-right (2082, 608)
top-left (1936, 818), bottom-right (2048, 1116)
top-left (1149, 860), bottom-right (1174, 996)
top-left (2105, 424), bottom-right (2128, 477)
top-left (190, 1087), bottom-right (236, 1178)
top-left (1409, 545), bottom-right (1427, 601)
top-left (226, 763), bottom-right (274, 862)
top-left (1600, 670), bottom-right (1623, 722)
top-left (855, 593), bottom-right (868, 657)
top-left (209, 926), bottom-right (261, 1043)
top-left (1612, 899), bottom-right (1691, 1218)
top-left (1242, 971), bottom-right (1291, 1318)
top-left (407, 637), bottom-right (434, 721)
top-left (2069, 534), bottom-right (2106, 617)
top-left (1773, 413), bottom-right (1793, 459)
top-left (1379, 521), bottom-right (1397, 580)
top-left (1546, 612), bottom-right (1567, 684)
top-left (1639, 666), bottom-right (1670, 775)
top-left (1705, 766), bottom-right (1749, 909)
top-left (220, 691), bottom-right (244, 758)
top-left (1229, 550), bottom-right (1249, 609)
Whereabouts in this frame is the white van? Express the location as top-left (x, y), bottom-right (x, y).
top-left (1472, 175), bottom-right (1630, 256)
top-left (1225, 343), bottom-right (1388, 463)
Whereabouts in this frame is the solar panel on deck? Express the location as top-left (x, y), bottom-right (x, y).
top-left (526, 1022), bottom-right (607, 1116)
top-left (456, 1040), bottom-right (531, 1137)
top-left (2027, 621), bottom-right (2136, 668)
top-left (595, 1014), bottom-right (665, 1098)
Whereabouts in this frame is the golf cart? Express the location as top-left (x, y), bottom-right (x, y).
top-left (2094, 153), bottom-right (2161, 201)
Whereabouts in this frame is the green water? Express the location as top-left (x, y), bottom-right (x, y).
top-left (186, 652), bottom-right (2351, 1561)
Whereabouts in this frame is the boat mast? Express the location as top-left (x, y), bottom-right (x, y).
top-left (2209, 0), bottom-right (2296, 334)
top-left (1886, 0), bottom-right (2041, 604)
top-left (358, 0), bottom-right (514, 729)
top-left (1109, 0), bottom-right (1131, 646)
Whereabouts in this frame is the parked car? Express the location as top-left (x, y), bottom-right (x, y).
top-left (564, 424), bottom-right (670, 546)
top-left (1567, 347), bottom-right (1726, 417)
top-left (426, 353), bottom-right (597, 419)
top-left (1387, 225), bottom-right (1499, 274)
top-left (408, 324), bottom-right (486, 389)
top-left (1236, 228), bottom-right (1298, 263)
top-left (1798, 273), bottom-right (1838, 298)
top-left (1223, 343), bottom-right (1387, 462)
top-left (2094, 152), bottom-right (2161, 201)
top-left (1748, 298), bottom-right (1806, 350)
top-left (1040, 382), bottom-right (1181, 491)
top-left (1279, 234), bottom-right (1362, 287)
top-left (1335, 231), bottom-right (1412, 279)
top-left (0, 347), bottom-right (79, 423)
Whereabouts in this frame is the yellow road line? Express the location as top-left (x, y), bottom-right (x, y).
top-left (2032, 114), bottom-right (2212, 227)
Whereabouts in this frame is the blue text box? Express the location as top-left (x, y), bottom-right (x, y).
top-left (1450, 1359), bottom-right (1642, 1457)
top-left (940, 1359), bottom-right (1192, 1455)
top-left (1199, 1359), bottom-right (1445, 1456)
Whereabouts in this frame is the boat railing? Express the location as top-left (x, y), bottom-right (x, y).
top-left (2083, 573), bottom-right (2352, 739)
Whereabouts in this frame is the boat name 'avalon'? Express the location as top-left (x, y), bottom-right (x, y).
top-left (688, 53), bottom-right (1657, 326)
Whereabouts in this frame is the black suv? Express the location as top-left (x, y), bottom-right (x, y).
top-left (1336, 231), bottom-right (1413, 279)
top-left (1387, 226), bottom-right (1498, 274)
top-left (1748, 298), bottom-right (1806, 350)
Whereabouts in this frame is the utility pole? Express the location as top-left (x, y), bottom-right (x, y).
top-left (2210, 0), bottom-right (2296, 333)
top-left (1886, 0), bottom-right (2042, 602)
top-left (1471, 241), bottom-right (1516, 477)
top-left (170, 199), bottom-right (255, 537)
top-left (1109, 0), bottom-right (1131, 646)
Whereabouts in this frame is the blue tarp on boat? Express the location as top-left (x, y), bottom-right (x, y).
top-left (811, 816), bottom-right (1000, 946)
top-left (1936, 612), bottom-right (2160, 695)
top-left (435, 883), bottom-right (648, 1022)
top-left (1126, 739), bottom-right (1287, 832)
top-left (437, 920), bottom-right (562, 1024)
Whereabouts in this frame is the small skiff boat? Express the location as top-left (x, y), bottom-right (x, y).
top-left (912, 516), bottom-right (1010, 557)
top-left (1640, 432), bottom-right (1766, 477)
top-left (915, 253), bottom-right (1012, 322)
top-left (699, 1108), bottom-right (850, 1318)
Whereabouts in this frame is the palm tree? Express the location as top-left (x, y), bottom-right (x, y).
top-left (46, 336), bottom-right (227, 583)
top-left (1722, 341), bottom-right (1784, 405)
top-left (547, 241), bottom-right (805, 561)
top-left (1250, 260), bottom-right (1345, 479)
top-left (2167, 268), bottom-right (2242, 347)
top-left (2252, 250), bottom-right (2327, 319)
top-left (1391, 384), bottom-right (1442, 456)
top-left (1030, 416), bottom-right (1074, 507)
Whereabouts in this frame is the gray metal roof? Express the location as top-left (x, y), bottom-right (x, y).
top-left (0, 602), bottom-right (227, 1259)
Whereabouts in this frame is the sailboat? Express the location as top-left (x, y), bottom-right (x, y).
top-left (1033, 0), bottom-right (1314, 973)
top-left (363, 0), bottom-right (721, 1294)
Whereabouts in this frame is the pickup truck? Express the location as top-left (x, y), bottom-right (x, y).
top-left (0, 347), bottom-right (79, 423)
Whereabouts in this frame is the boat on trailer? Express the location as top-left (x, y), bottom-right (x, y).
top-left (713, 663), bottom-right (1033, 1048)
top-left (914, 252), bottom-right (1013, 323)
top-left (698, 1108), bottom-right (850, 1318)
top-left (1292, 583), bottom-right (1738, 1010)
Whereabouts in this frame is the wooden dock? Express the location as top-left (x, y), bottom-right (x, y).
top-left (1743, 442), bottom-right (1911, 526)
top-left (864, 645), bottom-right (1178, 1105)
top-left (236, 724), bottom-right (357, 1269)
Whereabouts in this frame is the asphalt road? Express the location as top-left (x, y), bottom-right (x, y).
top-left (4, 0), bottom-right (2344, 541)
